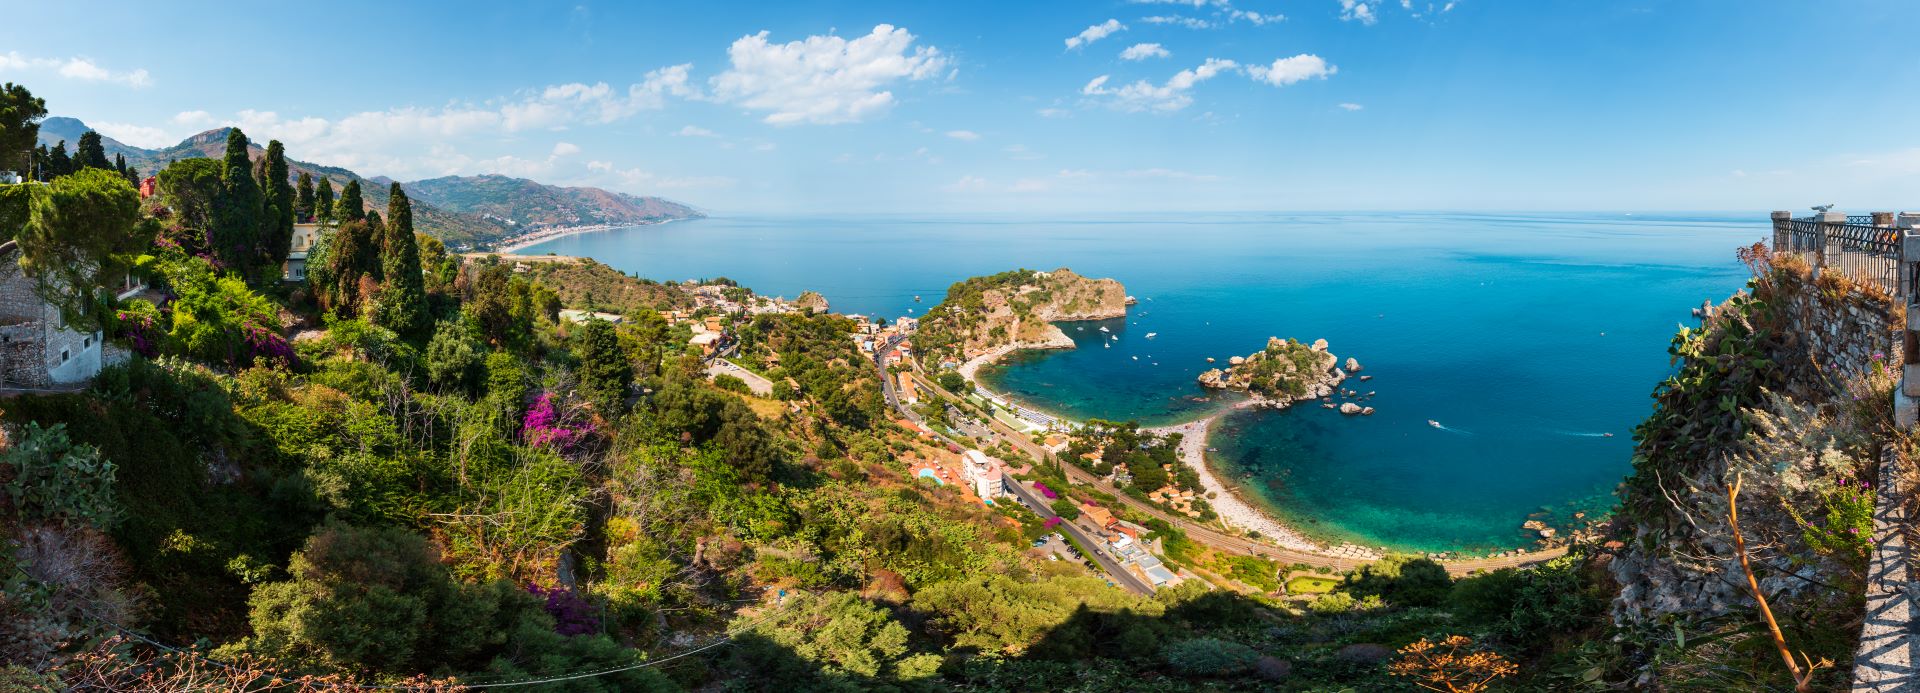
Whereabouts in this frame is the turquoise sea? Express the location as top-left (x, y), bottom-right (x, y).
top-left (520, 212), bottom-right (1758, 553)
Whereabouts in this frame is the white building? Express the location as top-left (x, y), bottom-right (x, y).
top-left (961, 449), bottom-right (1008, 500)
top-left (283, 222), bottom-right (323, 282)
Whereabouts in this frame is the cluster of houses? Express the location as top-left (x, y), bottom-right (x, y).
top-left (1078, 503), bottom-right (1185, 589)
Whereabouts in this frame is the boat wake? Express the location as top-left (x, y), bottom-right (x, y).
top-left (1554, 430), bottom-right (1615, 438)
top-left (1428, 421), bottom-right (1473, 435)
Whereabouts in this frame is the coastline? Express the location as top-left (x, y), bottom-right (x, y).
top-left (963, 338), bottom-right (1378, 560)
top-left (491, 217), bottom-right (692, 254)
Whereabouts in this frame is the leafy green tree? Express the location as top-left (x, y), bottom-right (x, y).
top-left (729, 591), bottom-right (935, 686)
top-left (937, 370), bottom-right (966, 392)
top-left (334, 179), bottom-right (363, 222)
top-left (425, 320), bottom-right (481, 393)
top-left (45, 140), bottom-right (70, 178)
top-left (155, 158), bottom-right (225, 254)
top-left (294, 172), bottom-right (314, 222)
top-left (17, 168), bottom-right (150, 330)
top-left (212, 128), bottom-right (262, 275)
top-left (0, 421), bottom-right (118, 529)
top-left (374, 183), bottom-right (426, 337)
top-left (306, 218), bottom-right (382, 317)
top-left (315, 176), bottom-right (334, 223)
top-left (74, 131), bottom-right (109, 171)
top-left (256, 140), bottom-right (294, 274)
top-left (1344, 554), bottom-right (1453, 608)
top-left (1163, 638), bottom-right (1260, 677)
top-left (0, 83), bottom-right (46, 175)
top-left (574, 318), bottom-right (632, 414)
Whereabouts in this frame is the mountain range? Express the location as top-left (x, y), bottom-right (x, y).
top-left (36, 117), bottom-right (703, 247)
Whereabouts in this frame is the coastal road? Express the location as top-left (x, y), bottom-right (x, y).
top-left (868, 335), bottom-right (1154, 595)
top-left (904, 367), bottom-right (1569, 576)
top-left (706, 358), bottom-right (773, 396)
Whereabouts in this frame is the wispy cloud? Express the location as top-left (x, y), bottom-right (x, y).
top-left (1120, 43), bottom-right (1172, 61)
top-left (1338, 102), bottom-right (1364, 111)
top-left (1082, 58), bottom-right (1240, 112)
top-left (674, 125), bottom-right (720, 137)
top-left (945, 129), bottom-right (981, 141)
top-left (1065, 19), bottom-right (1126, 50)
top-left (0, 51), bottom-right (151, 87)
top-left (1246, 54), bottom-right (1337, 86)
top-left (1339, 0), bottom-right (1378, 25)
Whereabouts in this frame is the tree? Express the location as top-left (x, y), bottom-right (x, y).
top-left (374, 183), bottom-right (427, 337)
top-left (574, 319), bottom-right (632, 414)
top-left (155, 158), bottom-right (225, 254)
top-left (307, 219), bottom-right (381, 316)
top-left (0, 421), bottom-right (118, 529)
top-left (257, 140), bottom-right (294, 275)
top-left (46, 140), bottom-right (70, 178)
top-left (315, 176), bottom-right (335, 223)
top-left (74, 131), bottom-right (109, 171)
top-left (425, 320), bottom-right (481, 393)
top-left (294, 172), bottom-right (315, 222)
top-left (1344, 554), bottom-right (1453, 608)
top-left (937, 370), bottom-right (966, 392)
top-left (0, 83), bottom-right (46, 176)
top-left (212, 128), bottom-right (262, 276)
top-left (335, 179), bottom-right (364, 222)
top-left (17, 168), bottom-right (150, 330)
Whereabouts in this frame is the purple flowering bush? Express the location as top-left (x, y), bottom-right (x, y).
top-left (1034, 481), bottom-right (1058, 500)
top-left (526, 583), bottom-right (601, 636)
top-left (522, 392), bottom-right (596, 451)
top-left (1043, 517), bottom-right (1063, 528)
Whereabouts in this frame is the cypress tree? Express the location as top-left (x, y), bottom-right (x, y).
top-left (375, 183), bottom-right (428, 337)
top-left (75, 131), bottom-right (109, 170)
top-left (46, 140), bottom-right (70, 177)
top-left (295, 172), bottom-right (315, 222)
top-left (315, 177), bottom-right (335, 223)
top-left (212, 128), bottom-right (263, 276)
top-left (113, 152), bottom-right (126, 175)
top-left (335, 179), bottom-right (364, 222)
top-left (258, 140), bottom-right (294, 274)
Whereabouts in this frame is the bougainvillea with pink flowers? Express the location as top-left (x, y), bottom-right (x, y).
top-left (522, 392), bottom-right (596, 451)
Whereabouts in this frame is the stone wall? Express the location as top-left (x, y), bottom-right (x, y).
top-left (0, 243), bottom-right (103, 387)
top-left (1768, 275), bottom-right (1902, 397)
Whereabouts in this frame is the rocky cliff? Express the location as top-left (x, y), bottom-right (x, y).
top-left (915, 268), bottom-right (1128, 366)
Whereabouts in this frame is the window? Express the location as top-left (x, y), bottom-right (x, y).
top-left (83, 336), bottom-right (91, 348)
top-left (60, 349), bottom-right (68, 363)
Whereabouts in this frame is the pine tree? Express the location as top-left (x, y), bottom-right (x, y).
top-left (315, 177), bottom-right (335, 223)
top-left (212, 128), bottom-right (263, 276)
top-left (75, 131), bottom-right (109, 170)
top-left (335, 179), bottom-right (364, 222)
top-left (46, 140), bottom-right (70, 177)
top-left (113, 152), bottom-right (126, 176)
top-left (295, 172), bottom-right (315, 222)
top-left (258, 140), bottom-right (295, 275)
top-left (375, 183), bottom-right (428, 337)
top-left (0, 82), bottom-right (47, 176)
top-left (124, 165), bottom-right (140, 186)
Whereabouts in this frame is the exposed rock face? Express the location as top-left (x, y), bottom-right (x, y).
top-left (794, 290), bottom-right (829, 314)
top-left (1198, 336), bottom-right (1346, 409)
top-left (917, 268), bottom-right (1129, 366)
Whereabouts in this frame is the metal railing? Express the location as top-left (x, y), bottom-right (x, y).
top-left (1774, 216), bottom-right (1905, 298)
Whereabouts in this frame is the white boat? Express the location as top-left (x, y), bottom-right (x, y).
top-left (1206, 357), bottom-right (1215, 363)
top-left (1131, 356), bottom-right (1139, 361)
top-left (1145, 332), bottom-right (1158, 339)
top-left (1428, 420), bottom-right (1442, 428)
top-left (1099, 326), bottom-right (1110, 333)
top-left (1104, 342), bottom-right (1110, 349)
top-left (1077, 326), bottom-right (1084, 331)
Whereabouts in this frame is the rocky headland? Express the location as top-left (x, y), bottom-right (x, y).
top-left (1199, 337), bottom-right (1367, 413)
top-left (916, 268), bottom-right (1128, 368)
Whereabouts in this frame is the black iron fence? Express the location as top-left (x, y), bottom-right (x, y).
top-left (1774, 216), bottom-right (1905, 298)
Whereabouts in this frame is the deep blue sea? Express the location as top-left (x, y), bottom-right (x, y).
top-left (520, 212), bottom-right (1760, 552)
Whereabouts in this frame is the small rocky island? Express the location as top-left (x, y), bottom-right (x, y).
top-left (915, 268), bottom-right (1129, 367)
top-left (1199, 337), bottom-right (1370, 414)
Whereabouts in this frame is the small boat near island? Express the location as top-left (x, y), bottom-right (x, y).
top-left (1206, 357), bottom-right (1215, 363)
top-left (1099, 326), bottom-right (1110, 333)
top-left (1145, 332), bottom-right (1158, 339)
top-left (1428, 420), bottom-right (1442, 428)
top-left (913, 295), bottom-right (921, 302)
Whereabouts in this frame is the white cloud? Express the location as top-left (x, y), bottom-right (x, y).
top-left (711, 24), bottom-right (948, 126)
top-left (675, 125), bottom-right (720, 137)
top-left (945, 129), bottom-right (981, 141)
top-left (1340, 0), bottom-right (1378, 24)
top-left (609, 167), bottom-right (735, 190)
top-left (941, 175), bottom-right (990, 193)
top-left (1444, 1), bottom-right (1457, 11)
top-left (1338, 102), bottom-right (1364, 111)
top-left (1142, 16), bottom-right (1214, 29)
top-left (1065, 19), bottom-right (1125, 50)
top-left (1230, 10), bottom-right (1285, 25)
top-left (551, 141), bottom-right (581, 156)
top-left (89, 121), bottom-right (175, 148)
top-left (1038, 107), bottom-right (1071, 118)
top-left (1120, 43), bottom-right (1171, 61)
top-left (1246, 54), bottom-right (1337, 86)
top-left (587, 160), bottom-right (614, 172)
top-left (1082, 58), bottom-right (1239, 112)
top-left (171, 110), bottom-right (213, 128)
top-left (0, 52), bottom-right (151, 87)
top-left (1056, 169), bottom-right (1095, 179)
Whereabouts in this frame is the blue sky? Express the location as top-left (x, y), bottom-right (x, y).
top-left (5, 1), bottom-right (1920, 213)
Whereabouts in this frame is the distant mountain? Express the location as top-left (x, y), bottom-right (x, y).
top-left (35, 117), bottom-right (703, 248)
top-left (404, 175), bottom-right (702, 230)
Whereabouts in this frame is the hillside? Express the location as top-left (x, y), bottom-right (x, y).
top-left (34, 117), bottom-right (699, 247)
top-left (407, 174), bottom-right (701, 229)
top-left (913, 268), bottom-right (1129, 368)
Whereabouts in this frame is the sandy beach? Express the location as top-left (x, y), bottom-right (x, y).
top-left (1146, 416), bottom-right (1331, 554)
top-left (491, 217), bottom-right (689, 254)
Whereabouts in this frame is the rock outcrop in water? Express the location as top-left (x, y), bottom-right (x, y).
top-left (1198, 337), bottom-right (1347, 409)
top-left (915, 268), bottom-right (1128, 366)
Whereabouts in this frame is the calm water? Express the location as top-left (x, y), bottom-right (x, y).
top-left (522, 212), bottom-right (1759, 552)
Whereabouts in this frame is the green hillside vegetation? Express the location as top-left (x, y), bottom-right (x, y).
top-left (511, 256), bottom-right (695, 315)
